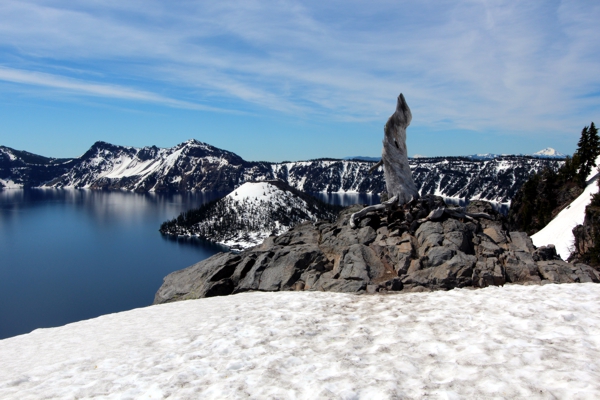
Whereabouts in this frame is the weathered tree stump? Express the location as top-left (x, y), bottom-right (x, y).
top-left (350, 93), bottom-right (490, 228)
top-left (382, 93), bottom-right (419, 204)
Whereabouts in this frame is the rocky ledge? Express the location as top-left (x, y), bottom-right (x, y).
top-left (154, 195), bottom-right (600, 304)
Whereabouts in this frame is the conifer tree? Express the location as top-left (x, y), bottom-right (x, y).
top-left (576, 122), bottom-right (600, 186)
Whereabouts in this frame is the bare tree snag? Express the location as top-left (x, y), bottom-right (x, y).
top-left (382, 93), bottom-right (419, 204)
top-left (349, 195), bottom-right (399, 228)
top-left (350, 93), bottom-right (491, 229)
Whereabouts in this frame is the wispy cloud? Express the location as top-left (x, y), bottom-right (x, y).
top-left (0, 0), bottom-right (598, 136)
top-left (0, 67), bottom-right (231, 112)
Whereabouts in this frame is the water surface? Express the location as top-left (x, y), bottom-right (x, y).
top-left (0, 189), bottom-right (227, 339)
top-left (0, 189), bottom-right (377, 339)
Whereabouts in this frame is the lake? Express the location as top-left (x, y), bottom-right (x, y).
top-left (0, 189), bottom-right (378, 339)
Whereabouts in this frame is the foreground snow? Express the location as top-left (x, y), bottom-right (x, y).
top-left (1, 284), bottom-right (599, 399)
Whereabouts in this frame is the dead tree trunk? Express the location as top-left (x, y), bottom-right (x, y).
top-left (381, 93), bottom-right (419, 204)
top-left (350, 93), bottom-right (491, 228)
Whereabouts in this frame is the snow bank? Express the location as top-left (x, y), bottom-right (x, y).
top-left (0, 179), bottom-right (22, 189)
top-left (532, 156), bottom-right (600, 260)
top-left (1, 284), bottom-right (599, 399)
top-left (532, 176), bottom-right (599, 260)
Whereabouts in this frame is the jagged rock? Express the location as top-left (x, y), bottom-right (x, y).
top-left (473, 257), bottom-right (505, 288)
top-left (154, 195), bottom-right (598, 304)
top-left (533, 245), bottom-right (561, 261)
top-left (508, 231), bottom-right (535, 253)
top-left (402, 251), bottom-right (476, 290)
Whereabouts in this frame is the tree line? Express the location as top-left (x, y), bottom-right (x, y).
top-left (508, 122), bottom-right (599, 235)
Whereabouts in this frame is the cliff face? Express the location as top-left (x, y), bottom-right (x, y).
top-left (570, 194), bottom-right (600, 266)
top-left (154, 196), bottom-right (599, 304)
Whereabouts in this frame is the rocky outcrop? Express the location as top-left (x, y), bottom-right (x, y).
top-left (569, 195), bottom-right (600, 266)
top-left (154, 195), bottom-right (599, 303)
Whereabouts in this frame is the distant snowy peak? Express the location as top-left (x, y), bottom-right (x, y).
top-left (160, 181), bottom-right (340, 250)
top-left (465, 148), bottom-right (566, 160)
top-left (532, 148), bottom-right (565, 158)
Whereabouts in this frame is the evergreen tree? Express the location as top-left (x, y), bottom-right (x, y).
top-left (574, 123), bottom-right (600, 186)
top-left (588, 121), bottom-right (600, 171)
top-left (576, 125), bottom-right (590, 185)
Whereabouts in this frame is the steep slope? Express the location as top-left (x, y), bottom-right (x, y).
top-left (160, 181), bottom-right (341, 250)
top-left (531, 175), bottom-right (599, 259)
top-left (0, 146), bottom-right (72, 189)
top-left (529, 156), bottom-right (600, 260)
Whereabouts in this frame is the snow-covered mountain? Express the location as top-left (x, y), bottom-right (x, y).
top-left (160, 181), bottom-right (340, 250)
top-left (1, 140), bottom-right (564, 204)
top-left (466, 148), bottom-right (566, 160)
top-left (532, 147), bottom-right (565, 158)
top-left (0, 145), bottom-right (73, 189)
top-left (41, 140), bottom-right (274, 192)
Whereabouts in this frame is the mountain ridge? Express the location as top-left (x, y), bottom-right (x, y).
top-left (1, 140), bottom-right (565, 204)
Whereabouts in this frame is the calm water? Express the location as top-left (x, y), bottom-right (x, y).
top-left (0, 189), bottom-right (376, 339)
top-left (0, 189), bottom-right (228, 339)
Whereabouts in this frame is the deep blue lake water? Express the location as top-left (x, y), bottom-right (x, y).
top-left (0, 189), bottom-right (379, 339)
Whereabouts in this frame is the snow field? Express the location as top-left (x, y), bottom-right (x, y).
top-left (226, 181), bottom-right (283, 202)
top-left (1, 284), bottom-right (599, 399)
top-left (532, 172), bottom-right (600, 260)
top-left (0, 179), bottom-right (22, 189)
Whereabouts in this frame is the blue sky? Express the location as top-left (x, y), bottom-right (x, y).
top-left (0, 1), bottom-right (598, 162)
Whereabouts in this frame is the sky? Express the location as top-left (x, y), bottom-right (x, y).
top-left (0, 0), bottom-right (598, 162)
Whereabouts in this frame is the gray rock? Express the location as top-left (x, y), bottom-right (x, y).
top-left (443, 231), bottom-right (472, 253)
top-left (503, 251), bottom-right (541, 283)
top-left (473, 257), bottom-right (505, 287)
top-left (338, 244), bottom-right (386, 282)
top-left (235, 251), bottom-right (275, 292)
top-left (571, 263), bottom-right (600, 283)
top-left (509, 231), bottom-right (535, 253)
top-left (483, 226), bottom-right (508, 246)
top-left (537, 260), bottom-right (578, 283)
top-left (154, 252), bottom-right (242, 303)
top-left (477, 239), bottom-right (503, 258)
top-left (533, 245), bottom-right (560, 261)
top-left (155, 195), bottom-right (598, 303)
top-left (403, 251), bottom-right (475, 290)
top-left (416, 221), bottom-right (444, 245)
top-left (424, 246), bottom-right (456, 268)
top-left (299, 270), bottom-right (322, 290)
top-left (314, 278), bottom-right (366, 293)
top-left (415, 221), bottom-right (444, 257)
top-left (357, 226), bottom-right (377, 245)
top-left (258, 245), bottom-right (326, 291)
